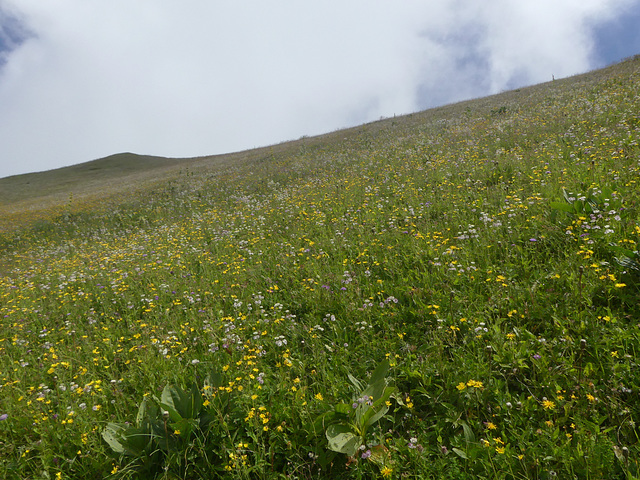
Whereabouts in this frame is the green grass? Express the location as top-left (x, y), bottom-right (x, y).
top-left (1, 55), bottom-right (640, 479)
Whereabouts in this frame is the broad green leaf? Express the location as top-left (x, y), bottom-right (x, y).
top-left (102, 423), bottom-right (151, 457)
top-left (334, 403), bottom-right (352, 415)
top-left (159, 401), bottom-right (183, 423)
top-left (170, 417), bottom-right (198, 439)
top-left (187, 382), bottom-right (203, 419)
top-left (199, 411), bottom-right (216, 430)
top-left (608, 244), bottom-right (636, 257)
top-left (550, 201), bottom-right (574, 214)
top-left (205, 370), bottom-right (224, 389)
top-left (363, 386), bottom-right (395, 428)
top-left (461, 421), bottom-right (475, 444)
top-left (368, 359), bottom-right (390, 387)
top-left (161, 384), bottom-right (191, 419)
top-left (326, 424), bottom-right (361, 456)
top-left (136, 396), bottom-right (158, 428)
top-left (122, 426), bottom-right (153, 454)
top-left (313, 411), bottom-right (336, 432)
top-left (347, 373), bottom-right (363, 391)
top-left (452, 447), bottom-right (468, 459)
top-left (102, 423), bottom-right (127, 454)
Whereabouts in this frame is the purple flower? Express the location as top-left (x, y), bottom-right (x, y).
top-left (533, 354), bottom-right (542, 360)
top-left (0, 413), bottom-right (8, 421)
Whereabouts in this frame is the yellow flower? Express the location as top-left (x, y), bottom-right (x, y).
top-left (542, 399), bottom-right (555, 410)
top-left (456, 382), bottom-right (467, 391)
top-left (381, 465), bottom-right (393, 477)
top-left (314, 393), bottom-right (323, 401)
top-left (485, 422), bottom-right (497, 430)
top-left (495, 446), bottom-right (505, 454)
top-left (467, 379), bottom-right (484, 389)
top-left (174, 429), bottom-right (181, 435)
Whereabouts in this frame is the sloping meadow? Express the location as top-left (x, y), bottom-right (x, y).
top-left (1, 57), bottom-right (640, 478)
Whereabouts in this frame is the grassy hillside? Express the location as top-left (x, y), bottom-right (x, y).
top-left (1, 56), bottom-right (640, 479)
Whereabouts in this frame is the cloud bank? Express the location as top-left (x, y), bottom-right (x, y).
top-left (0, 0), bottom-right (638, 178)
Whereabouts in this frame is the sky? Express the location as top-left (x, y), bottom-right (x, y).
top-left (1, 1), bottom-right (640, 179)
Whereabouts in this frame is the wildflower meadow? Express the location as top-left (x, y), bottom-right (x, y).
top-left (1, 56), bottom-right (640, 479)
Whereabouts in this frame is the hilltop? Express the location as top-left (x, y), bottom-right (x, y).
top-left (1, 55), bottom-right (637, 232)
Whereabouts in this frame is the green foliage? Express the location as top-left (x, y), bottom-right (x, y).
top-left (321, 359), bottom-right (396, 457)
top-left (550, 186), bottom-right (622, 217)
top-left (2, 57), bottom-right (640, 479)
top-left (101, 381), bottom-right (214, 474)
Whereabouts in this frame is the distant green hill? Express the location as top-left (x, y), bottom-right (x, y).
top-left (0, 152), bottom-right (189, 204)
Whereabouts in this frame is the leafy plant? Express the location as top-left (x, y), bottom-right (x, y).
top-left (102, 380), bottom-right (214, 458)
top-left (609, 244), bottom-right (640, 278)
top-left (550, 186), bottom-right (621, 217)
top-left (319, 359), bottom-right (396, 459)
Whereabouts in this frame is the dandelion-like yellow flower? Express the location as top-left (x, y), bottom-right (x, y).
top-left (381, 465), bottom-right (393, 477)
top-left (314, 393), bottom-right (323, 401)
top-left (467, 380), bottom-right (484, 389)
top-left (456, 382), bottom-right (467, 391)
top-left (542, 399), bottom-right (555, 410)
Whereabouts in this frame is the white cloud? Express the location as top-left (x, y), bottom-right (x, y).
top-left (0, 0), bottom-right (636, 178)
